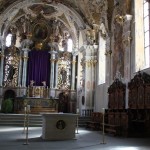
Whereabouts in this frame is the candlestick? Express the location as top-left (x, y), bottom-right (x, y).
top-left (101, 107), bottom-right (106, 144)
top-left (27, 105), bottom-right (30, 112)
top-left (24, 106), bottom-right (27, 112)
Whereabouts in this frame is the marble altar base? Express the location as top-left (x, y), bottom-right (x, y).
top-left (41, 113), bottom-right (78, 140)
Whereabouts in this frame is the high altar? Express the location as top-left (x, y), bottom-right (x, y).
top-left (13, 85), bottom-right (76, 114)
top-left (0, 14), bottom-right (77, 114)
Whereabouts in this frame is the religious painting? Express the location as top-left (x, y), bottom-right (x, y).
top-left (113, 22), bottom-right (124, 78)
top-left (33, 23), bottom-right (49, 41)
top-left (29, 4), bottom-right (57, 15)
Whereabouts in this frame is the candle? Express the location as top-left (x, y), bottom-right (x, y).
top-left (102, 108), bottom-right (105, 114)
top-left (24, 106), bottom-right (27, 112)
top-left (27, 105), bottom-right (30, 112)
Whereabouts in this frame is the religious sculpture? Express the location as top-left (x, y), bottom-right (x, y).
top-left (42, 81), bottom-right (46, 87)
top-left (60, 67), bottom-right (67, 84)
top-left (30, 80), bottom-right (35, 87)
top-left (7, 64), bottom-right (16, 81)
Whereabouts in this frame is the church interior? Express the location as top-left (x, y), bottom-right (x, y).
top-left (0, 0), bottom-right (150, 149)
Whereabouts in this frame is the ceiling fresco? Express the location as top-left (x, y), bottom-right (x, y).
top-left (0, 0), bottom-right (110, 48)
top-left (0, 0), bottom-right (107, 27)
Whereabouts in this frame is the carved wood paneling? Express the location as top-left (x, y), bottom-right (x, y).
top-left (145, 85), bottom-right (150, 109)
top-left (108, 78), bottom-right (126, 110)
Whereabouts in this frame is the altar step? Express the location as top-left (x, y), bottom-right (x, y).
top-left (0, 113), bottom-right (91, 127)
top-left (0, 113), bottom-right (42, 127)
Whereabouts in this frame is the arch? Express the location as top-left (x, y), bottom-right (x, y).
top-left (2, 89), bottom-right (16, 113)
top-left (0, 0), bottom-right (86, 51)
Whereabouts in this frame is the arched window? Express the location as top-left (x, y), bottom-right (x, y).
top-left (143, 0), bottom-right (150, 68)
top-left (134, 0), bottom-right (149, 71)
top-left (98, 32), bottom-right (106, 85)
top-left (67, 38), bottom-right (73, 52)
top-left (5, 33), bottom-right (12, 47)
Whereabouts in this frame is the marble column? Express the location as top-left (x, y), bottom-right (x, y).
top-left (122, 14), bottom-right (132, 108)
top-left (55, 59), bottom-right (58, 88)
top-left (122, 14), bottom-right (132, 82)
top-left (49, 50), bottom-right (57, 88)
top-left (80, 45), bottom-right (98, 115)
top-left (22, 48), bottom-right (30, 87)
top-left (105, 34), bottom-right (112, 86)
top-left (0, 52), bottom-right (4, 86)
top-left (17, 55), bottom-right (23, 87)
top-left (71, 55), bottom-right (76, 90)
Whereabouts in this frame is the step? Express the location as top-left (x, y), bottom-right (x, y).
top-left (0, 113), bottom-right (91, 127)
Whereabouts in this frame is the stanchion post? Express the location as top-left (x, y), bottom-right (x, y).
top-left (23, 105), bottom-right (30, 145)
top-left (76, 108), bottom-right (79, 134)
top-left (23, 106), bottom-right (27, 134)
top-left (101, 108), bottom-right (106, 144)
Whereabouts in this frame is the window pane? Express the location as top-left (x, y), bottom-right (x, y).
top-left (145, 31), bottom-right (150, 47)
top-left (6, 34), bottom-right (12, 47)
top-left (144, 2), bottom-right (149, 17)
top-left (145, 46), bottom-right (150, 68)
top-left (67, 38), bottom-right (72, 52)
top-left (144, 16), bottom-right (149, 31)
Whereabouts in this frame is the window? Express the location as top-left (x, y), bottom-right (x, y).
top-left (144, 0), bottom-right (150, 68)
top-left (67, 38), bottom-right (73, 52)
top-left (134, 1), bottom-right (145, 71)
top-left (5, 33), bottom-right (12, 47)
top-left (98, 32), bottom-right (106, 85)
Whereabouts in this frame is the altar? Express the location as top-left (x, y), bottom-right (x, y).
top-left (14, 97), bottom-right (58, 114)
top-left (41, 113), bottom-right (78, 140)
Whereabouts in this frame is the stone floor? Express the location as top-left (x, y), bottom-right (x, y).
top-left (0, 126), bottom-right (150, 150)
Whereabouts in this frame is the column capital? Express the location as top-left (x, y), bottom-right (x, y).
top-left (22, 48), bottom-right (31, 52)
top-left (0, 52), bottom-right (4, 58)
top-left (124, 14), bottom-right (133, 22)
top-left (71, 60), bottom-right (76, 65)
top-left (49, 50), bottom-right (58, 54)
top-left (22, 56), bottom-right (29, 60)
top-left (50, 59), bottom-right (56, 62)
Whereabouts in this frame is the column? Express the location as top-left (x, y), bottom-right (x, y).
top-left (105, 33), bottom-right (112, 86)
top-left (17, 55), bottom-right (22, 86)
top-left (49, 50), bottom-right (57, 88)
top-left (91, 45), bottom-right (98, 115)
top-left (81, 45), bottom-right (98, 115)
top-left (122, 15), bottom-right (132, 82)
top-left (71, 55), bottom-right (76, 90)
top-left (0, 51), bottom-right (4, 86)
top-left (122, 14), bottom-right (132, 108)
top-left (55, 59), bottom-right (58, 88)
top-left (22, 48), bottom-right (30, 87)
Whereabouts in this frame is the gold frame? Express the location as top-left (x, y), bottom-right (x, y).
top-left (32, 21), bottom-right (49, 42)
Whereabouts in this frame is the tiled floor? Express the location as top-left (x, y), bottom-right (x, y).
top-left (0, 126), bottom-right (150, 150)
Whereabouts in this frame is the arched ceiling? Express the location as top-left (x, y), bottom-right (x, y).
top-left (0, 0), bottom-right (109, 49)
top-left (0, 0), bottom-right (107, 26)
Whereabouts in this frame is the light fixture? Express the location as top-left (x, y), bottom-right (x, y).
top-left (115, 14), bottom-right (125, 25)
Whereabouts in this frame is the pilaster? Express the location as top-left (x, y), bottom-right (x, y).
top-left (0, 52), bottom-right (4, 87)
top-left (49, 50), bottom-right (57, 89)
top-left (81, 44), bottom-right (98, 112)
top-left (22, 48), bottom-right (30, 87)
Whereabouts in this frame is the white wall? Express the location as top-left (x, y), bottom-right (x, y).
top-left (95, 83), bottom-right (108, 112)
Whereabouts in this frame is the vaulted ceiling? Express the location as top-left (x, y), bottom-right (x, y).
top-left (0, 0), bottom-right (108, 27)
top-left (0, 0), bottom-right (110, 49)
